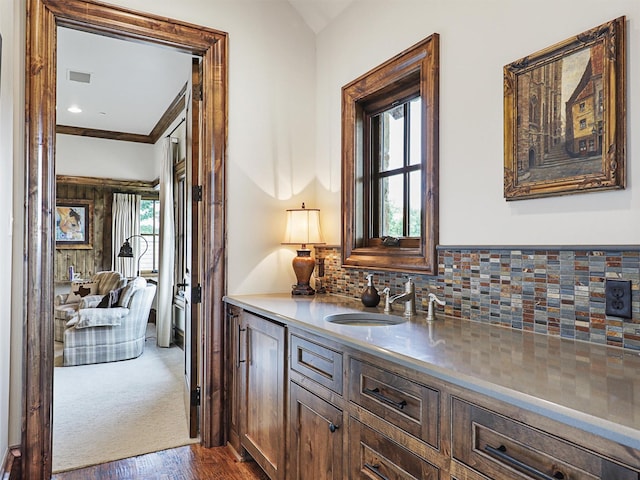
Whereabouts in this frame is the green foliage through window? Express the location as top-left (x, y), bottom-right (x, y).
top-left (139, 199), bottom-right (159, 273)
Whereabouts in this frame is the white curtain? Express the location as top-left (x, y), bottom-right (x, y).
top-left (157, 138), bottom-right (176, 347)
top-left (112, 193), bottom-right (141, 278)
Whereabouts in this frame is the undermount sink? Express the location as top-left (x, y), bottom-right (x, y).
top-left (324, 312), bottom-right (407, 327)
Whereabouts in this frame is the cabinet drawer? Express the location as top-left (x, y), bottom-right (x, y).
top-left (451, 397), bottom-right (639, 480)
top-left (349, 358), bottom-right (440, 449)
top-left (290, 333), bottom-right (343, 395)
top-left (349, 417), bottom-right (440, 479)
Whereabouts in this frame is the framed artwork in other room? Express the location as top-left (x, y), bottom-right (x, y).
top-left (55, 199), bottom-right (94, 249)
top-left (503, 16), bottom-right (626, 200)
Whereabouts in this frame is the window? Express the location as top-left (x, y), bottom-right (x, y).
top-left (139, 198), bottom-right (160, 273)
top-left (370, 97), bottom-right (422, 239)
top-left (579, 118), bottom-right (587, 130)
top-left (342, 35), bottom-right (439, 273)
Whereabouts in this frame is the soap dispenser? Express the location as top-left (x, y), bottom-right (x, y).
top-left (361, 273), bottom-right (381, 307)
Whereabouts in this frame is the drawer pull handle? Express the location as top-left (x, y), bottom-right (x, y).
top-left (328, 422), bottom-right (339, 433)
top-left (237, 326), bottom-right (247, 366)
top-left (364, 462), bottom-right (390, 480)
top-left (364, 387), bottom-right (407, 410)
top-left (484, 445), bottom-right (565, 480)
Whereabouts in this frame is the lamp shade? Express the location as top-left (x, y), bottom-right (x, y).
top-left (117, 239), bottom-right (134, 258)
top-left (282, 203), bottom-right (325, 248)
top-left (117, 235), bottom-right (148, 277)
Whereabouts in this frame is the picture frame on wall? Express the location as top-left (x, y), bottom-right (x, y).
top-left (503, 16), bottom-right (626, 200)
top-left (55, 199), bottom-right (94, 249)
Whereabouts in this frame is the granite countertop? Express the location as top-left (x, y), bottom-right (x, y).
top-left (224, 292), bottom-right (640, 451)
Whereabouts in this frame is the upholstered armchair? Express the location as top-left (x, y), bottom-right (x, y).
top-left (62, 277), bottom-right (156, 366)
top-left (54, 270), bottom-right (127, 342)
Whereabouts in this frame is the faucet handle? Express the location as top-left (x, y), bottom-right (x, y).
top-left (382, 287), bottom-right (392, 313)
top-left (426, 293), bottom-right (446, 321)
top-left (428, 292), bottom-right (446, 306)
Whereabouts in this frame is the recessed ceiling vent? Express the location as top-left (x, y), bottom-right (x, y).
top-left (68, 70), bottom-right (91, 84)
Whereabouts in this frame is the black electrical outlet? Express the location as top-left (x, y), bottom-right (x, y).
top-left (605, 279), bottom-right (632, 319)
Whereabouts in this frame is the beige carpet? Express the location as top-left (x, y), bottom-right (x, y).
top-left (53, 324), bottom-right (198, 473)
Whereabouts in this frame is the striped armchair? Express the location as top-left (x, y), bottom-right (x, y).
top-left (54, 270), bottom-right (127, 342)
top-left (62, 277), bottom-right (156, 366)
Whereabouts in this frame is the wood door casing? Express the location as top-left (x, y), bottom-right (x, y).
top-left (25, 1), bottom-right (227, 477)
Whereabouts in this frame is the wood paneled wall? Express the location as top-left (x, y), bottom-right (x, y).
top-left (55, 177), bottom-right (157, 282)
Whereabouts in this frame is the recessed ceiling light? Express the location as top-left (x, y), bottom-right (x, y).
top-left (67, 105), bottom-right (82, 113)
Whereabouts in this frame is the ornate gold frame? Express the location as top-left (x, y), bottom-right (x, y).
top-left (503, 17), bottom-right (626, 200)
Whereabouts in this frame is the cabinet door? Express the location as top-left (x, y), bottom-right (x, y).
top-left (289, 382), bottom-right (343, 480)
top-left (242, 311), bottom-right (286, 480)
top-left (226, 306), bottom-right (243, 456)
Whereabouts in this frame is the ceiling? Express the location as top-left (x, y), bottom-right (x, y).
top-left (56, 27), bottom-right (192, 136)
top-left (56, 1), bottom-right (351, 137)
top-left (288, 0), bottom-right (353, 33)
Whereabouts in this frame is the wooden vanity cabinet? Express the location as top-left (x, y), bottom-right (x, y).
top-left (226, 307), bottom-right (286, 480)
top-left (226, 301), bottom-right (640, 480)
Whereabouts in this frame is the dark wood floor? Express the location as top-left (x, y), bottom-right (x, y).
top-left (51, 445), bottom-right (269, 480)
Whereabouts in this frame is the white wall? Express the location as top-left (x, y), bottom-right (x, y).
top-left (56, 134), bottom-right (158, 181)
top-left (316, 0), bottom-right (639, 246)
top-left (0, 0), bottom-right (17, 455)
top-left (95, 0), bottom-right (317, 295)
top-left (3, 0), bottom-right (28, 451)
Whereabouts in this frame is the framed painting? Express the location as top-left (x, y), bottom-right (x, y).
top-left (504, 16), bottom-right (626, 200)
top-left (55, 199), bottom-right (93, 249)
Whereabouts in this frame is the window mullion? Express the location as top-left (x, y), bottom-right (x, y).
top-left (368, 114), bottom-right (377, 239)
top-left (403, 102), bottom-right (411, 237)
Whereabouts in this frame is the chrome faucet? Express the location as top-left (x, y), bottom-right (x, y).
top-left (384, 278), bottom-right (417, 317)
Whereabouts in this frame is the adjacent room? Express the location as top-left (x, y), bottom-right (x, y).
top-left (51, 27), bottom-right (199, 472)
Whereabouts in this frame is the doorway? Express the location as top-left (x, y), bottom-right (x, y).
top-left (24, 1), bottom-right (227, 478)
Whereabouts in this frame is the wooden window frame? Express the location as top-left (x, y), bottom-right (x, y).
top-left (342, 35), bottom-right (439, 274)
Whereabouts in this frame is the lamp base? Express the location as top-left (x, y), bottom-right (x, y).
top-left (291, 283), bottom-right (316, 296)
top-left (291, 249), bottom-right (315, 296)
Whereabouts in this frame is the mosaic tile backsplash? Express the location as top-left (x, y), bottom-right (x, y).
top-left (314, 246), bottom-right (640, 351)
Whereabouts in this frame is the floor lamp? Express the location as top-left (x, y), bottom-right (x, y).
top-left (117, 234), bottom-right (149, 277)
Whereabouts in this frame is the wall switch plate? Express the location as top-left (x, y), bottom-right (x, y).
top-left (605, 279), bottom-right (632, 319)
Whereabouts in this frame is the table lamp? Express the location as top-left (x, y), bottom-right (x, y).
top-left (282, 203), bottom-right (325, 295)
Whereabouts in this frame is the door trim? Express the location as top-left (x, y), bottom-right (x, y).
top-left (24, 1), bottom-right (227, 478)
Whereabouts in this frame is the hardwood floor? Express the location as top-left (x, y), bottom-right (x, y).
top-left (52, 445), bottom-right (269, 480)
